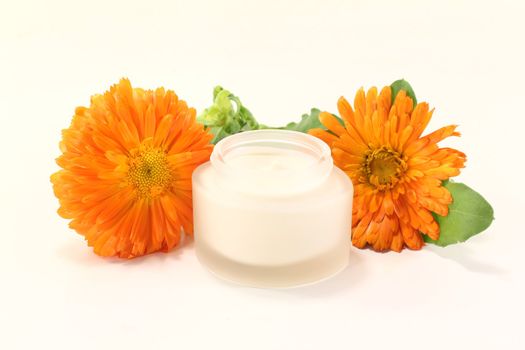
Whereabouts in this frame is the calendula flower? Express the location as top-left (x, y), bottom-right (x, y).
top-left (51, 79), bottom-right (213, 258)
top-left (309, 87), bottom-right (466, 252)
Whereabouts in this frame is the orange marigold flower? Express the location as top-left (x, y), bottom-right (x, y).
top-left (51, 79), bottom-right (213, 258)
top-left (309, 87), bottom-right (466, 252)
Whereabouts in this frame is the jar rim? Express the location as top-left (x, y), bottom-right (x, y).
top-left (210, 130), bottom-right (333, 195)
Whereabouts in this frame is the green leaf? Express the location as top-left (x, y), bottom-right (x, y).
top-left (208, 126), bottom-right (227, 144)
top-left (283, 109), bottom-right (343, 133)
top-left (198, 86), bottom-right (262, 144)
top-left (198, 86), bottom-right (343, 143)
top-left (425, 181), bottom-right (494, 246)
top-left (283, 108), bottom-right (323, 132)
top-left (390, 79), bottom-right (417, 107)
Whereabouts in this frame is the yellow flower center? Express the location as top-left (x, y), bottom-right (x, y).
top-left (363, 147), bottom-right (407, 190)
top-left (128, 146), bottom-right (172, 199)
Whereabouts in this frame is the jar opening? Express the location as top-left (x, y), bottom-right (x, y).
top-left (210, 130), bottom-right (333, 195)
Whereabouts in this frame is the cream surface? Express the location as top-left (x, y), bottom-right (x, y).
top-left (224, 146), bottom-right (315, 172)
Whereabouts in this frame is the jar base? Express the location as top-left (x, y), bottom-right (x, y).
top-left (195, 239), bottom-right (350, 288)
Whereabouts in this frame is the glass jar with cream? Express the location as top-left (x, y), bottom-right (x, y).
top-left (192, 130), bottom-right (353, 288)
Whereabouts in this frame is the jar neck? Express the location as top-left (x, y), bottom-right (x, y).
top-left (210, 130), bottom-right (333, 196)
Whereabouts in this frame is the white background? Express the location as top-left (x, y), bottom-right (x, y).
top-left (1, 0), bottom-right (524, 349)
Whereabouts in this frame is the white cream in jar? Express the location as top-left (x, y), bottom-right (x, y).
top-left (192, 130), bottom-right (353, 288)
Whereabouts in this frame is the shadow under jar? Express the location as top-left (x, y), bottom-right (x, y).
top-left (192, 130), bottom-right (353, 288)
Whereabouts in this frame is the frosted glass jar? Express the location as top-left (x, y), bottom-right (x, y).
top-left (192, 130), bottom-right (353, 288)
